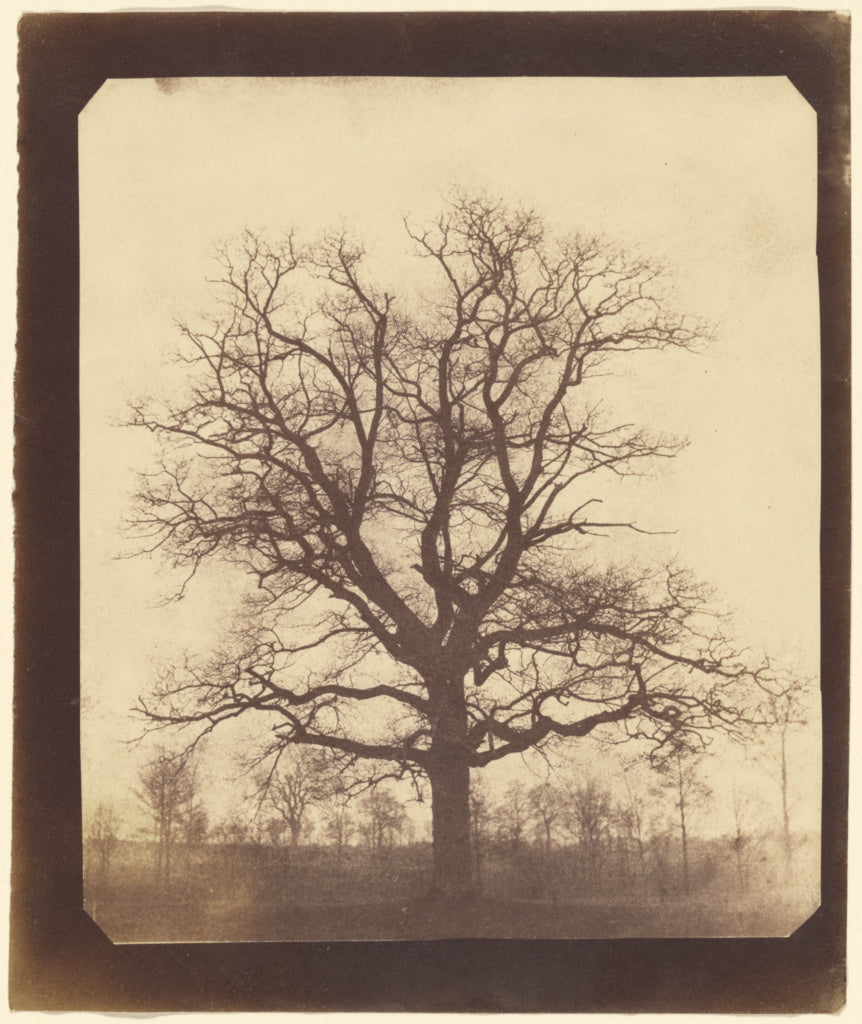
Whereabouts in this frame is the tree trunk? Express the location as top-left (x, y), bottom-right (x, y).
top-left (429, 759), bottom-right (473, 899)
top-left (779, 731), bottom-right (793, 878)
top-left (155, 821), bottom-right (163, 883)
top-left (427, 683), bottom-right (474, 901)
top-left (677, 774), bottom-right (689, 894)
top-left (164, 810), bottom-right (173, 885)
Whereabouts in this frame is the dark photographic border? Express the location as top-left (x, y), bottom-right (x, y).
top-left (14, 11), bottom-right (849, 1012)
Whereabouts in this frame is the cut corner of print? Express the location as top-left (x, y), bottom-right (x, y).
top-left (82, 901), bottom-right (118, 946)
top-left (785, 892), bottom-right (822, 939)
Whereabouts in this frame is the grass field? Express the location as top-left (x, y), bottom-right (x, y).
top-left (85, 838), bottom-right (818, 942)
top-left (90, 891), bottom-right (812, 943)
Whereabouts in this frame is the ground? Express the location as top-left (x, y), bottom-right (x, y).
top-left (85, 840), bottom-right (818, 942)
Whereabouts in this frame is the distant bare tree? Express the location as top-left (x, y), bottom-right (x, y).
top-left (212, 815), bottom-right (249, 845)
top-left (85, 802), bottom-right (121, 885)
top-left (527, 781), bottom-right (564, 854)
top-left (258, 815), bottom-right (287, 851)
top-left (321, 782), bottom-right (356, 861)
top-left (256, 747), bottom-right (336, 849)
top-left (178, 784), bottom-right (208, 845)
top-left (493, 781), bottom-right (532, 852)
top-left (568, 778), bottom-right (613, 884)
top-left (754, 677), bottom-right (813, 877)
top-left (655, 743), bottom-right (711, 894)
top-left (728, 778), bottom-right (764, 892)
top-left (616, 760), bottom-right (652, 883)
top-left (358, 785), bottom-right (409, 850)
top-left (136, 745), bottom-right (200, 884)
top-left (646, 822), bottom-right (676, 898)
top-left (210, 813), bottom-right (253, 880)
top-left (469, 775), bottom-right (493, 887)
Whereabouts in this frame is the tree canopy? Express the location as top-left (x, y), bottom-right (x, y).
top-left (130, 193), bottom-right (776, 895)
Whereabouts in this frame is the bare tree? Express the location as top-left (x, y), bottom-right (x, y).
top-left (728, 778), bottom-right (764, 892)
top-left (527, 781), bottom-right (564, 854)
top-left (468, 775), bottom-right (493, 889)
top-left (468, 776), bottom-right (491, 841)
top-left (130, 192), bottom-right (773, 900)
top-left (616, 759), bottom-right (652, 884)
top-left (210, 813), bottom-right (253, 882)
top-left (178, 780), bottom-right (208, 845)
top-left (568, 778), bottom-right (614, 885)
top-left (85, 802), bottom-right (121, 885)
top-left (256, 814), bottom-right (287, 853)
top-left (212, 815), bottom-right (249, 845)
top-left (358, 785), bottom-right (409, 850)
top-left (136, 745), bottom-right (200, 885)
top-left (754, 677), bottom-right (812, 878)
top-left (256, 747), bottom-right (335, 849)
top-left (655, 743), bottom-right (711, 894)
top-left (492, 780), bottom-right (533, 852)
top-left (321, 782), bottom-right (356, 861)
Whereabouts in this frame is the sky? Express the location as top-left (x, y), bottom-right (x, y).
top-left (79, 76), bottom-right (820, 838)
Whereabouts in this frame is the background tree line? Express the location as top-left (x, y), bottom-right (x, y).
top-left (85, 677), bottom-right (816, 915)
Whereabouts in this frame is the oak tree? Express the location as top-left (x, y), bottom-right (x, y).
top-left (131, 193), bottom-right (769, 900)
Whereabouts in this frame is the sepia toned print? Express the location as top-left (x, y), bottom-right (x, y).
top-left (80, 77), bottom-right (820, 942)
